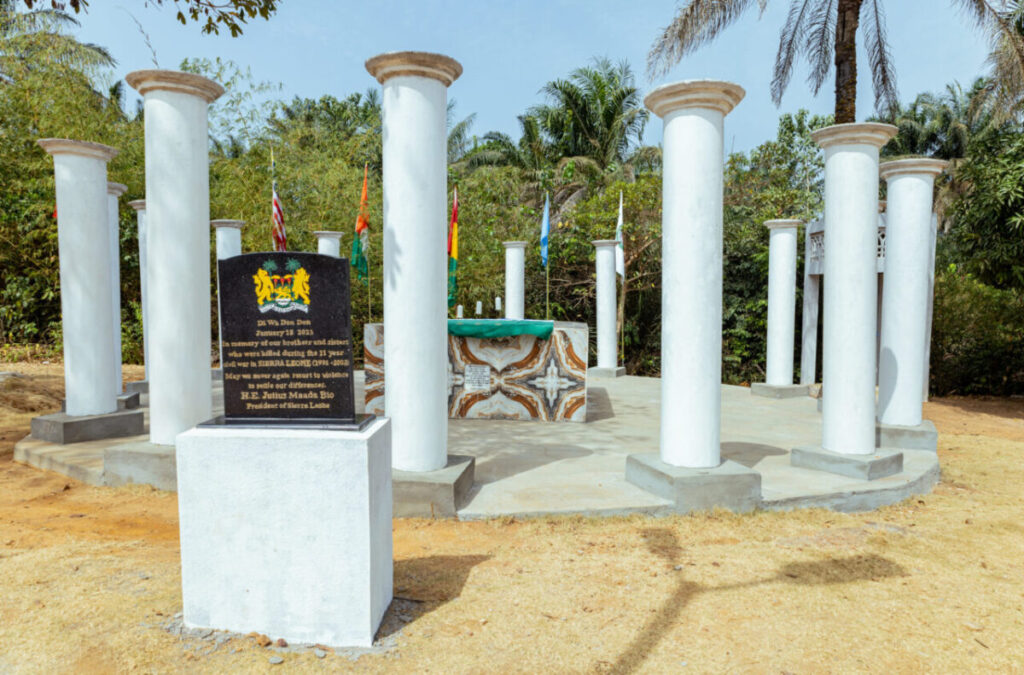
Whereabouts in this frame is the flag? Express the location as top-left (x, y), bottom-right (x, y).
top-left (351, 163), bottom-right (370, 283)
top-left (614, 191), bottom-right (625, 278)
top-left (270, 149), bottom-right (286, 251)
top-left (447, 186), bottom-right (459, 308)
top-left (540, 193), bottom-right (550, 267)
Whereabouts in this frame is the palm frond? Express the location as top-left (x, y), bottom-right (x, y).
top-left (771, 0), bottom-right (818, 106)
top-left (647, 0), bottom-right (764, 77)
top-left (804, 0), bottom-right (837, 95)
top-left (861, 0), bottom-right (899, 116)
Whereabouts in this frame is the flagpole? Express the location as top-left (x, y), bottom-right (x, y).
top-left (545, 262), bottom-right (550, 320)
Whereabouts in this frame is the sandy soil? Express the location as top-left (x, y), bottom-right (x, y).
top-left (1, 363), bottom-right (1022, 673)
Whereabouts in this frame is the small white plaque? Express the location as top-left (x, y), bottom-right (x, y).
top-left (463, 365), bottom-right (491, 392)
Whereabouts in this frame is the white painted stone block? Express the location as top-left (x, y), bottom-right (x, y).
top-left (175, 418), bottom-right (393, 647)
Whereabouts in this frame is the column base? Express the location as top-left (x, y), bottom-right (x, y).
top-left (750, 383), bottom-right (810, 399)
top-left (876, 420), bottom-right (937, 453)
top-left (60, 391), bottom-right (139, 413)
top-left (625, 453), bottom-right (761, 513)
top-left (31, 409), bottom-right (145, 445)
top-left (393, 455), bottom-right (475, 518)
top-left (791, 445), bottom-right (903, 481)
top-left (588, 366), bottom-right (625, 379)
top-left (175, 418), bottom-right (392, 648)
top-left (125, 379), bottom-right (148, 395)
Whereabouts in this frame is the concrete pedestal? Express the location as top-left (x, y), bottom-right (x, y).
top-left (127, 69), bottom-right (224, 446)
top-left (503, 241), bottom-right (527, 320)
top-left (393, 454), bottom-right (475, 518)
top-left (810, 122), bottom-right (897, 456)
top-left (31, 408), bottom-right (144, 445)
top-left (877, 159), bottom-right (947, 427)
top-left (588, 366), bottom-right (625, 379)
top-left (175, 419), bottom-right (393, 647)
top-left (750, 383), bottom-right (810, 399)
top-left (315, 230), bottom-right (343, 257)
top-left (625, 453), bottom-right (761, 513)
top-left (128, 199), bottom-right (149, 384)
top-left (107, 182), bottom-right (128, 393)
top-left (876, 420), bottom-right (938, 453)
top-left (791, 445), bottom-right (903, 481)
top-left (366, 51), bottom-right (461, 472)
top-left (38, 139), bottom-right (120, 417)
top-left (645, 80), bottom-right (744, 469)
top-left (592, 239), bottom-right (619, 372)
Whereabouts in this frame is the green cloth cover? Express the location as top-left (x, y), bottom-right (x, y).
top-left (447, 319), bottom-right (555, 340)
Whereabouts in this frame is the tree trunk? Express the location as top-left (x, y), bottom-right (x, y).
top-left (834, 0), bottom-right (862, 123)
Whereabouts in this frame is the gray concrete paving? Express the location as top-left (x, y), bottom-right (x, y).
top-left (14, 372), bottom-right (939, 518)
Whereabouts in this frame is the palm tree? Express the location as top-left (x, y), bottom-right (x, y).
top-left (0, 0), bottom-right (114, 83)
top-left (648, 0), bottom-right (1024, 124)
top-left (530, 57), bottom-right (648, 170)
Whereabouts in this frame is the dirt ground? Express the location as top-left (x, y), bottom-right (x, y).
top-left (1, 363), bottom-right (1022, 673)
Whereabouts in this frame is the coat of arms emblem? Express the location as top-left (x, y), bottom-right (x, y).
top-left (253, 258), bottom-right (311, 313)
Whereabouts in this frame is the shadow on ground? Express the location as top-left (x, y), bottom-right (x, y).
top-left (607, 528), bottom-right (908, 674)
top-left (378, 554), bottom-right (491, 639)
top-left (721, 441), bottom-right (788, 468)
top-left (470, 445), bottom-right (592, 485)
top-left (586, 387), bottom-right (615, 422)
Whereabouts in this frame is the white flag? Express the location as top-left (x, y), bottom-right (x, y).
top-left (614, 191), bottom-right (625, 278)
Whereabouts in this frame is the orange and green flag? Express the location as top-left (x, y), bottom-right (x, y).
top-left (351, 163), bottom-right (370, 283)
top-left (447, 186), bottom-right (459, 308)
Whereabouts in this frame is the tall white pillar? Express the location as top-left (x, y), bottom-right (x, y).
top-left (366, 52), bottom-right (461, 472)
top-left (315, 231), bottom-right (343, 257)
top-left (646, 80), bottom-right (744, 468)
top-left (764, 220), bottom-right (801, 385)
top-left (128, 199), bottom-right (149, 380)
top-left (923, 212), bottom-right (938, 402)
top-left (592, 240), bottom-right (618, 369)
top-left (877, 159), bottom-right (947, 427)
top-left (813, 123), bottom-right (897, 455)
top-left (107, 182), bottom-right (127, 393)
top-left (127, 70), bottom-right (224, 445)
top-left (502, 241), bottom-right (527, 320)
top-left (38, 139), bottom-right (119, 416)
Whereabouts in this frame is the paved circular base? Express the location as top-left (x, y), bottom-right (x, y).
top-left (15, 374), bottom-right (939, 518)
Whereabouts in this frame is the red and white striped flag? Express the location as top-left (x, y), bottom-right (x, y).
top-left (271, 181), bottom-right (286, 251)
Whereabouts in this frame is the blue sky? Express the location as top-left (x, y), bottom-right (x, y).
top-left (74, 1), bottom-right (992, 153)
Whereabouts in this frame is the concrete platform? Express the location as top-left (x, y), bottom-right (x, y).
top-left (588, 366), bottom-right (626, 379)
top-left (750, 383), bottom-right (810, 399)
top-left (14, 375), bottom-right (940, 518)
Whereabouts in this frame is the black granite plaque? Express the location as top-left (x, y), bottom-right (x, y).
top-left (215, 252), bottom-right (362, 425)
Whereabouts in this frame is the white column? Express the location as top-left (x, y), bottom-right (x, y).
top-left (127, 70), bottom-right (224, 445)
top-left (646, 80), bottom-right (744, 468)
top-left (128, 199), bottom-right (149, 380)
top-left (315, 231), bottom-right (343, 257)
top-left (812, 123), bottom-right (897, 455)
top-left (107, 182), bottom-right (127, 393)
top-left (212, 220), bottom-right (244, 369)
top-left (592, 240), bottom-right (618, 369)
top-left (922, 213), bottom-right (938, 402)
top-left (764, 219), bottom-right (801, 385)
top-left (877, 159), bottom-right (947, 426)
top-left (366, 51), bottom-right (462, 472)
top-left (502, 241), bottom-right (527, 320)
top-left (799, 275), bottom-right (820, 386)
top-left (38, 139), bottom-right (119, 416)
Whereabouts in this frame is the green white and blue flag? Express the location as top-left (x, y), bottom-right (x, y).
top-left (540, 193), bottom-right (550, 267)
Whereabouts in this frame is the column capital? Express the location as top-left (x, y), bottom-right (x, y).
top-left (879, 157), bottom-right (949, 180)
top-left (128, 199), bottom-right (146, 212)
top-left (811, 122), bottom-right (897, 150)
top-left (365, 51), bottom-right (462, 87)
top-left (37, 138), bottom-right (118, 161)
top-left (502, 240), bottom-right (528, 249)
top-left (313, 230), bottom-right (343, 239)
top-left (592, 239), bottom-right (618, 248)
top-left (107, 182), bottom-right (128, 197)
top-left (126, 69), bottom-right (224, 103)
top-left (211, 219), bottom-right (245, 230)
top-left (644, 80), bottom-right (745, 118)
top-left (764, 219), bottom-right (802, 230)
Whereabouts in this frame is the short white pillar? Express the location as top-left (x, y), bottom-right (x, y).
top-left (315, 231), bottom-right (343, 257)
top-left (646, 81), bottom-right (744, 468)
top-left (212, 220), bottom-right (244, 369)
top-left (877, 159), bottom-right (947, 426)
top-left (502, 241), bottom-right (527, 320)
top-left (38, 139), bottom-right (119, 416)
top-left (764, 220), bottom-right (801, 385)
top-left (366, 51), bottom-right (461, 472)
top-left (812, 123), bottom-right (897, 455)
top-left (107, 182), bottom-right (127, 393)
top-left (128, 199), bottom-right (149, 380)
top-left (127, 70), bottom-right (224, 445)
top-left (592, 240), bottom-right (618, 369)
